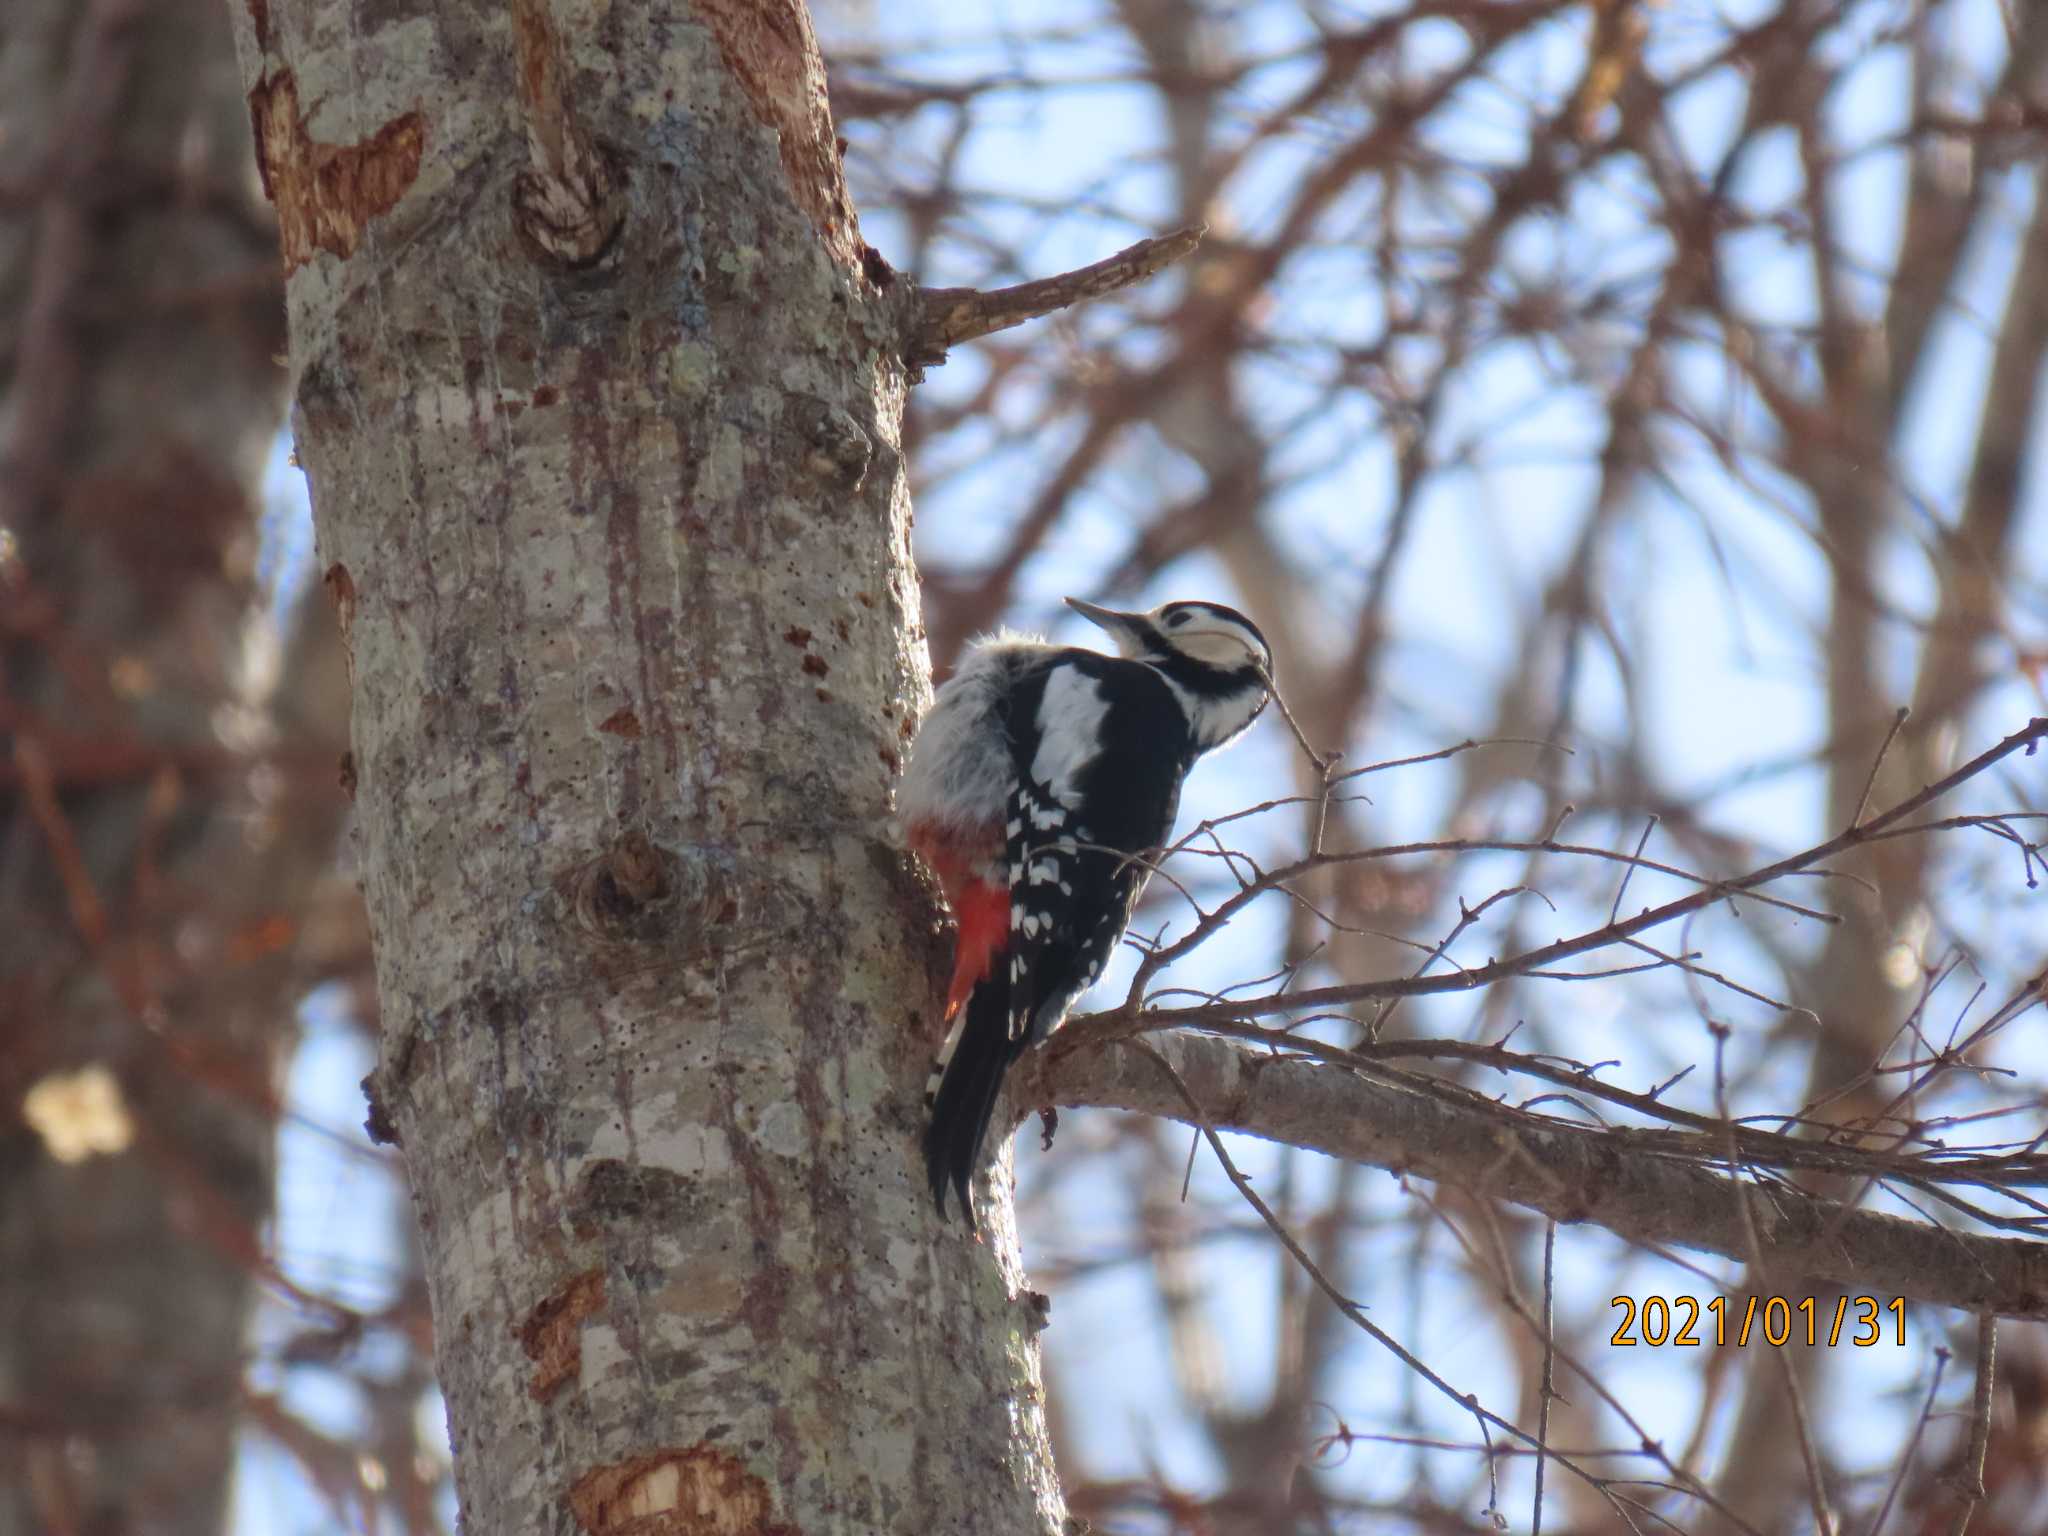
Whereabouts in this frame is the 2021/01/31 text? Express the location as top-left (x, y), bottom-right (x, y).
top-left (1610, 1294), bottom-right (1905, 1348)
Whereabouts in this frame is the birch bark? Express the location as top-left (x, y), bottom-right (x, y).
top-left (227, 2), bottom-right (1066, 1531)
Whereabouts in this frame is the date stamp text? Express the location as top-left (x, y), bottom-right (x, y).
top-left (1610, 1295), bottom-right (1905, 1348)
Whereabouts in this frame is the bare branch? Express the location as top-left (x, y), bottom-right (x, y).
top-left (1128, 718), bottom-right (2048, 1028)
top-left (908, 224), bottom-right (1205, 367)
top-left (1072, 1016), bottom-right (2048, 1203)
top-left (1034, 1031), bottom-right (2048, 1321)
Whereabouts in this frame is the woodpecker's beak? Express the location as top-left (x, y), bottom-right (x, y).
top-left (1064, 597), bottom-right (1151, 658)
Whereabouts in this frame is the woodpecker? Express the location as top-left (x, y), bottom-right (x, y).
top-left (898, 596), bottom-right (1273, 1227)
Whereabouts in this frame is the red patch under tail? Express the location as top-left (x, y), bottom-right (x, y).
top-left (907, 821), bottom-right (1008, 1023)
top-left (944, 879), bottom-right (1008, 1021)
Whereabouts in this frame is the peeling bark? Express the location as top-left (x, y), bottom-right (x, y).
top-left (225, 2), bottom-right (1065, 1530)
top-left (250, 69), bottom-right (427, 270)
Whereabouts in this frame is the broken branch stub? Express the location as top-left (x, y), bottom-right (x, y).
top-left (907, 224), bottom-right (1206, 370)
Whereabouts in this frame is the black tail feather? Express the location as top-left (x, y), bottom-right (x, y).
top-left (924, 975), bottom-right (1019, 1230)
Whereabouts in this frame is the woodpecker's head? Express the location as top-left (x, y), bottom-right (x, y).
top-left (1066, 597), bottom-right (1273, 750)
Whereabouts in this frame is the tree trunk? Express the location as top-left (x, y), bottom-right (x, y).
top-left (228, 2), bottom-right (1066, 1531)
top-left (0, 0), bottom-right (328, 1532)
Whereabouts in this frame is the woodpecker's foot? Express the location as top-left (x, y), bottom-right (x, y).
top-left (1038, 1105), bottom-right (1059, 1152)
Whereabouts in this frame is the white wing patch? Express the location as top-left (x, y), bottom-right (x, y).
top-left (1030, 666), bottom-right (1108, 806)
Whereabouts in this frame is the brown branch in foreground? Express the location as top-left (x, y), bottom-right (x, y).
top-left (908, 224), bottom-right (1206, 367)
top-left (1031, 1032), bottom-right (2048, 1321)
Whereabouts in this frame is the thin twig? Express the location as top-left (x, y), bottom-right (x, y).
top-left (1167, 735), bottom-right (1571, 844)
top-left (1868, 1349), bottom-right (1948, 1536)
top-left (1946, 1315), bottom-right (1995, 1536)
top-left (1134, 831), bottom-right (1836, 989)
top-left (1607, 815), bottom-right (1659, 924)
top-left (1851, 706), bottom-right (1912, 831)
top-left (1622, 936), bottom-right (1814, 1018)
top-left (1712, 1025), bottom-right (1834, 1536)
top-left (1406, 1188), bottom-right (1764, 1532)
top-left (1372, 885), bottom-right (1546, 1039)
top-left (1533, 1220), bottom-right (1557, 1536)
top-left (1129, 718), bottom-right (2048, 1029)
top-left (1127, 1040), bottom-right (1657, 1533)
top-left (1258, 664), bottom-right (1336, 777)
top-left (1331, 735), bottom-right (1573, 789)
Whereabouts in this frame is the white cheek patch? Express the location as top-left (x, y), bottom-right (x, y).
top-left (1164, 613), bottom-right (1268, 671)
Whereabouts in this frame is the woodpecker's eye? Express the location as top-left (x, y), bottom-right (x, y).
top-left (1166, 610), bottom-right (1190, 627)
